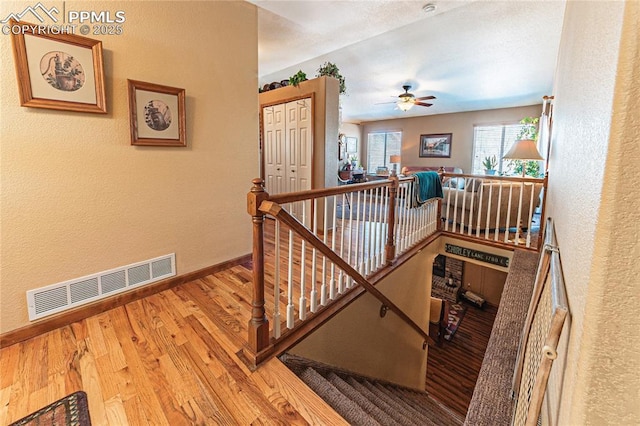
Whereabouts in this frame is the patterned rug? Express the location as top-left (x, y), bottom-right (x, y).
top-left (444, 303), bottom-right (467, 341)
top-left (9, 391), bottom-right (91, 426)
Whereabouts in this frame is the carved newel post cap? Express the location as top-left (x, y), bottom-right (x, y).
top-left (251, 178), bottom-right (265, 192)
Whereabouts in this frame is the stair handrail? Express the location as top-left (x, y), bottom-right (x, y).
top-left (260, 199), bottom-right (436, 349)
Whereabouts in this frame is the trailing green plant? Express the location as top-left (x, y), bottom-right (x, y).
top-left (516, 116), bottom-right (539, 140)
top-left (316, 62), bottom-right (346, 94)
top-left (482, 155), bottom-right (498, 170)
top-left (288, 70), bottom-right (307, 87)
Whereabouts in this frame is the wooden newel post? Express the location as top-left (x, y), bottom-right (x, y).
top-left (385, 172), bottom-right (399, 265)
top-left (247, 178), bottom-right (270, 352)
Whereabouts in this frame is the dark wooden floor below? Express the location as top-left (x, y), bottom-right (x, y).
top-left (426, 301), bottom-right (498, 418)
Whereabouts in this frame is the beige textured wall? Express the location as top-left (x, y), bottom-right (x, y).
top-left (290, 247), bottom-right (438, 390)
top-left (548, 1), bottom-right (640, 424)
top-left (361, 105), bottom-right (540, 173)
top-left (0, 1), bottom-right (258, 333)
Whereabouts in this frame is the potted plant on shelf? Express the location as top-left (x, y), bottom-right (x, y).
top-left (482, 155), bottom-right (498, 175)
top-left (288, 70), bottom-right (307, 87)
top-left (316, 62), bottom-right (346, 95)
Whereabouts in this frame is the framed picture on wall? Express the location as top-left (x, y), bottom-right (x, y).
top-left (419, 133), bottom-right (452, 158)
top-left (338, 133), bottom-right (346, 160)
top-left (10, 19), bottom-right (107, 113)
top-left (128, 79), bottom-right (186, 147)
top-left (345, 136), bottom-right (358, 154)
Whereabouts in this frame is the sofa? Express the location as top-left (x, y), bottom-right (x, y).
top-left (401, 166), bottom-right (463, 175)
top-left (442, 179), bottom-right (543, 230)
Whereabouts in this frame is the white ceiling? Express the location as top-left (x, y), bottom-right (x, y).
top-left (251, 0), bottom-right (566, 124)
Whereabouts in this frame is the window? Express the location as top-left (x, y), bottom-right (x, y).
top-left (471, 124), bottom-right (522, 174)
top-left (367, 131), bottom-right (401, 171)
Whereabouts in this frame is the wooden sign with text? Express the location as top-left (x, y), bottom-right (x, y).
top-left (445, 243), bottom-right (510, 267)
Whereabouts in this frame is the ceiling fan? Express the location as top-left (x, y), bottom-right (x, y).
top-left (395, 85), bottom-right (436, 111)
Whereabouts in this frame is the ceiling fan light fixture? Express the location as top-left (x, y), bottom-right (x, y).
top-left (397, 100), bottom-right (414, 111)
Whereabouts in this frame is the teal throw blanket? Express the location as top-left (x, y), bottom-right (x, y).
top-left (414, 171), bottom-right (443, 204)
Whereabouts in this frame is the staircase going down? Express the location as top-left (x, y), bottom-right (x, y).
top-left (281, 355), bottom-right (464, 426)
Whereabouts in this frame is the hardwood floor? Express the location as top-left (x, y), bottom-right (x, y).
top-left (426, 302), bottom-right (498, 418)
top-left (0, 263), bottom-right (347, 425)
top-left (1, 216), bottom-right (497, 424)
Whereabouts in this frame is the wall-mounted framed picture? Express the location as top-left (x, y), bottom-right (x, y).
top-left (345, 136), bottom-right (358, 154)
top-left (419, 133), bottom-right (452, 158)
top-left (9, 19), bottom-right (107, 113)
top-left (338, 133), bottom-right (346, 160)
top-left (128, 79), bottom-right (186, 147)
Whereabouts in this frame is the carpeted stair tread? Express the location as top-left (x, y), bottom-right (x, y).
top-left (396, 388), bottom-right (464, 426)
top-left (283, 354), bottom-right (463, 426)
top-left (326, 372), bottom-right (397, 425)
top-left (345, 377), bottom-right (420, 426)
top-left (367, 381), bottom-right (440, 426)
top-left (465, 250), bottom-right (539, 426)
top-left (299, 367), bottom-right (380, 425)
top-left (397, 388), bottom-right (464, 426)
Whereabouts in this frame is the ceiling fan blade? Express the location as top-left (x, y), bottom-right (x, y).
top-left (375, 101), bottom-right (398, 105)
top-left (414, 102), bottom-right (433, 107)
top-left (416, 95), bottom-right (436, 101)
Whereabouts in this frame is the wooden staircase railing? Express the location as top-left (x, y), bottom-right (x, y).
top-left (439, 172), bottom-right (548, 252)
top-left (245, 171), bottom-right (547, 365)
top-left (246, 175), bottom-right (440, 364)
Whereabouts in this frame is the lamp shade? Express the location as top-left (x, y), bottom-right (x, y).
top-left (503, 139), bottom-right (544, 161)
top-left (390, 155), bottom-right (401, 163)
top-left (397, 100), bottom-right (414, 111)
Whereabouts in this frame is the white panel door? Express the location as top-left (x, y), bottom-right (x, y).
top-left (263, 103), bottom-right (286, 195)
top-left (285, 98), bottom-right (313, 222)
top-left (285, 98), bottom-right (312, 193)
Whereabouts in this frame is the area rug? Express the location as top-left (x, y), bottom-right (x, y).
top-left (444, 303), bottom-right (467, 341)
top-left (9, 391), bottom-right (91, 426)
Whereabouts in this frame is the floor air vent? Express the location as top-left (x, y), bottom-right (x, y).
top-left (26, 253), bottom-right (176, 321)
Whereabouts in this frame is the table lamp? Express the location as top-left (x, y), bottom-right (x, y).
top-left (503, 139), bottom-right (544, 177)
top-left (390, 155), bottom-right (401, 174)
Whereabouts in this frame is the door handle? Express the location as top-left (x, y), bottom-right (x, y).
top-left (291, 170), bottom-right (295, 173)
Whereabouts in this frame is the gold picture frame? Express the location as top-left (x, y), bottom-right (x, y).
top-left (127, 79), bottom-right (186, 147)
top-left (10, 20), bottom-right (107, 113)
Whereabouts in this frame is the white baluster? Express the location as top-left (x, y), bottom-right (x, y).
top-left (525, 183), bottom-right (537, 248)
top-left (287, 229), bottom-right (294, 329)
top-left (485, 182), bottom-right (493, 239)
top-left (273, 220), bottom-right (281, 338)
top-left (299, 202), bottom-right (307, 320)
top-left (353, 190), bottom-right (361, 281)
top-left (359, 189), bottom-right (367, 275)
top-left (467, 179), bottom-right (477, 236)
top-left (475, 182), bottom-right (485, 238)
top-left (321, 197), bottom-right (329, 306)
top-left (495, 183), bottom-right (504, 240)
top-left (310, 199), bottom-right (318, 313)
top-left (381, 186), bottom-right (389, 268)
top-left (514, 182), bottom-right (525, 245)
top-left (331, 194), bottom-right (341, 300)
top-left (459, 177), bottom-right (468, 233)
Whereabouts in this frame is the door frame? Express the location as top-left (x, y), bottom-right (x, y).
top-left (259, 93), bottom-right (315, 189)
